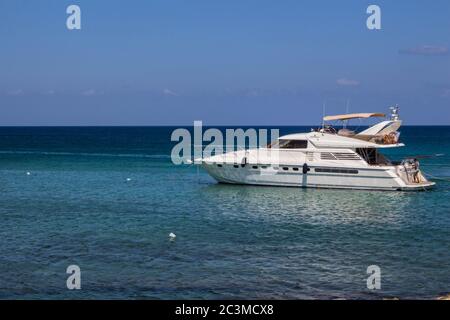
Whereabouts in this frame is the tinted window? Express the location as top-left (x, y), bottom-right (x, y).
top-left (315, 168), bottom-right (358, 174)
top-left (279, 139), bottom-right (308, 149)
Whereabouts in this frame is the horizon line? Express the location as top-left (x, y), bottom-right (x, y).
top-left (0, 124), bottom-right (449, 128)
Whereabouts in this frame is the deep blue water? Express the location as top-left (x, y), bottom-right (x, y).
top-left (0, 126), bottom-right (449, 299)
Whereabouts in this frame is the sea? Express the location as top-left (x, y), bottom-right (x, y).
top-left (0, 126), bottom-right (449, 299)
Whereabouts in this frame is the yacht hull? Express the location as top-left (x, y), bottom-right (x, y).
top-left (201, 163), bottom-right (435, 191)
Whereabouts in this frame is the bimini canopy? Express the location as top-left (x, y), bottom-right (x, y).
top-left (323, 113), bottom-right (385, 121)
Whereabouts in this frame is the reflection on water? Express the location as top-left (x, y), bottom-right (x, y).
top-left (201, 182), bottom-right (416, 226)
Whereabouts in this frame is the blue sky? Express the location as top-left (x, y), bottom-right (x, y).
top-left (0, 0), bottom-right (449, 125)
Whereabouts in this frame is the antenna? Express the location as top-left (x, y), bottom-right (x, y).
top-left (322, 100), bottom-right (326, 129)
top-left (390, 104), bottom-right (400, 121)
top-left (344, 99), bottom-right (350, 128)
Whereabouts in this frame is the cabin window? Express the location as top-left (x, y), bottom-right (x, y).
top-left (278, 139), bottom-right (308, 149)
top-left (315, 168), bottom-right (358, 174)
top-left (282, 167), bottom-right (289, 171)
top-left (233, 164), bottom-right (239, 168)
top-left (217, 164), bottom-right (222, 167)
top-left (293, 167), bottom-right (299, 171)
top-left (356, 148), bottom-right (390, 165)
top-left (261, 165), bottom-right (268, 169)
top-left (252, 165), bottom-right (258, 169)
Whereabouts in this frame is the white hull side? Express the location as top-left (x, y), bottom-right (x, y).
top-left (201, 163), bottom-right (434, 191)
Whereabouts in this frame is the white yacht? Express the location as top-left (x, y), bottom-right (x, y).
top-left (199, 107), bottom-right (435, 191)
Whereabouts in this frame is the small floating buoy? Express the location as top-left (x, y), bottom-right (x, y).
top-left (126, 178), bottom-right (131, 181)
top-left (26, 171), bottom-right (31, 176)
top-left (169, 232), bottom-right (176, 239)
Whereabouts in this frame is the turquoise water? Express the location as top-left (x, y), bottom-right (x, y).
top-left (0, 126), bottom-right (449, 299)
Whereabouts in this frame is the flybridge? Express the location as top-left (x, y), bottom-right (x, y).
top-left (319, 106), bottom-right (403, 146)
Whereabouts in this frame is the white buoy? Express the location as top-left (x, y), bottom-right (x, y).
top-left (126, 178), bottom-right (131, 181)
top-left (169, 232), bottom-right (176, 239)
top-left (26, 171), bottom-right (31, 175)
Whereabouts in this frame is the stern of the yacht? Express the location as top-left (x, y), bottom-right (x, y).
top-left (395, 159), bottom-right (435, 190)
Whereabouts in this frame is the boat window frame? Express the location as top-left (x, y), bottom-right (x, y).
top-left (278, 139), bottom-right (309, 149)
top-left (356, 148), bottom-right (391, 165)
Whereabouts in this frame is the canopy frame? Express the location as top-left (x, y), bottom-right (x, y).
top-left (323, 113), bottom-right (385, 122)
